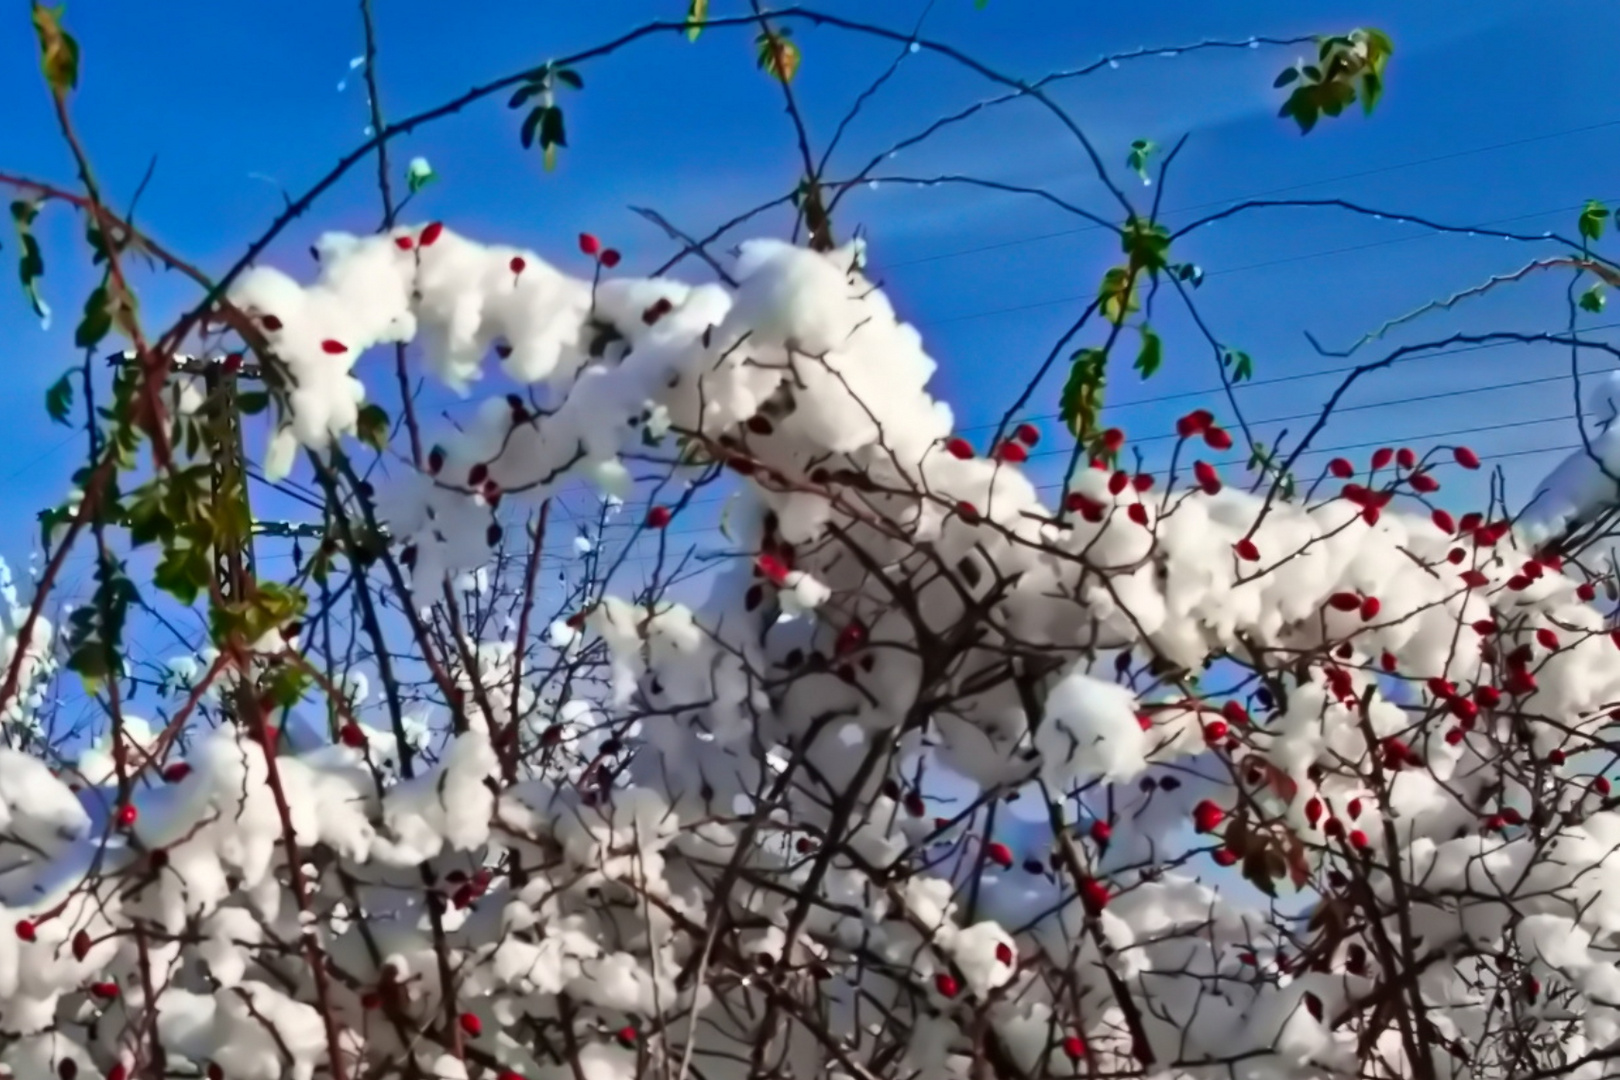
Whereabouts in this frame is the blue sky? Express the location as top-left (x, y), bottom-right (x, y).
top-left (4, 1), bottom-right (1619, 699)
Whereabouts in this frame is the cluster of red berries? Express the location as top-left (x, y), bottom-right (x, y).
top-left (577, 232), bottom-right (621, 269)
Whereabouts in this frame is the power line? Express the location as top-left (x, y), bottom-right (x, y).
top-left (882, 115), bottom-right (1620, 271)
top-left (923, 194), bottom-right (1613, 328)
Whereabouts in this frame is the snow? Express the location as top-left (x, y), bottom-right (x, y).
top-left (9, 225), bottom-right (1620, 1080)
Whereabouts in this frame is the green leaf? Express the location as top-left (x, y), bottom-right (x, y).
top-left (32, 4), bottom-right (79, 95)
top-left (520, 107), bottom-right (542, 150)
top-left (539, 106), bottom-right (567, 149)
top-left (67, 641), bottom-right (110, 693)
top-left (406, 157), bottom-right (436, 195)
top-left (1059, 347), bottom-right (1108, 439)
top-left (11, 199), bottom-right (49, 328)
top-left (74, 284), bottom-right (110, 349)
top-left (1273, 67), bottom-right (1299, 88)
top-left (1581, 283), bottom-right (1606, 313)
top-left (508, 82), bottom-right (544, 110)
top-left (153, 544), bottom-right (208, 606)
top-left (553, 67), bottom-right (583, 90)
top-left (1125, 138), bottom-right (1158, 184)
top-left (1360, 70), bottom-right (1383, 115)
top-left (357, 403), bottom-right (389, 452)
top-left (45, 370), bottom-right (74, 426)
top-left (236, 390), bottom-right (270, 415)
top-left (1097, 266), bottom-right (1139, 324)
top-left (1580, 199), bottom-right (1610, 243)
top-left (686, 0), bottom-right (708, 41)
top-left (756, 29), bottom-right (801, 83)
top-left (1223, 347), bottom-right (1255, 383)
top-left (1121, 216), bottom-right (1171, 273)
top-left (1134, 326), bottom-right (1163, 379)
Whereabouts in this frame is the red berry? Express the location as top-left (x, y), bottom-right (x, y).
top-left (985, 841), bottom-right (1013, 869)
top-left (1014, 423), bottom-right (1040, 446)
top-left (1579, 582), bottom-right (1597, 601)
top-left (995, 441), bottom-right (1028, 464)
top-left (116, 804), bottom-right (137, 828)
top-left (955, 501), bottom-right (981, 523)
top-left (1597, 777), bottom-right (1613, 797)
top-left (1431, 509), bottom-right (1455, 534)
top-left (1549, 749), bottom-right (1567, 765)
top-left (223, 352), bottom-right (244, 373)
top-left (1454, 446), bottom-right (1481, 470)
top-left (459, 1012), bottom-right (482, 1037)
top-left (1065, 492), bottom-right (1103, 520)
top-left (1234, 538), bottom-right (1260, 562)
top-left (339, 724), bottom-right (366, 749)
top-left (394, 235), bottom-right (414, 251)
top-left (579, 233), bottom-right (602, 256)
top-left (1204, 720), bottom-right (1229, 744)
top-left (1089, 820), bottom-right (1112, 845)
top-left (1127, 503), bottom-right (1149, 526)
top-left (1193, 460), bottom-right (1221, 494)
top-left (161, 762), bottom-right (191, 783)
top-left (1079, 877), bottom-right (1110, 913)
top-left (1063, 1035), bottom-right (1087, 1061)
top-left (419, 221), bottom-right (444, 247)
top-left (1305, 797), bottom-right (1324, 826)
top-left (90, 981), bottom-right (118, 1000)
top-left (1349, 829), bottom-right (1368, 849)
top-left (1204, 426), bottom-right (1233, 451)
top-left (15, 920), bottom-right (35, 942)
top-left (1213, 849), bottom-right (1239, 866)
top-left (934, 972), bottom-right (960, 998)
top-left (1396, 448), bottom-right (1417, 469)
top-left (1381, 651), bottom-right (1397, 672)
top-left (646, 505), bottom-right (673, 529)
top-left (904, 793), bottom-right (926, 818)
top-left (944, 437), bottom-right (974, 460)
top-left (1359, 596), bottom-right (1381, 620)
top-left (1101, 428), bottom-right (1125, 453)
top-left (995, 942), bottom-right (1014, 965)
top-left (600, 249), bottom-right (622, 269)
top-left (1328, 458), bottom-right (1354, 479)
top-left (1444, 727), bottom-right (1464, 746)
top-left (1108, 470), bottom-right (1129, 496)
top-left (1460, 570), bottom-right (1490, 588)
top-left (1410, 472), bottom-right (1440, 493)
top-left (1222, 701), bottom-right (1250, 726)
top-left (509, 256), bottom-right (526, 275)
top-left (108, 1066), bottom-right (127, 1080)
top-left (1133, 472), bottom-right (1153, 492)
top-left (1536, 628), bottom-right (1560, 650)
top-left (1193, 799), bottom-right (1225, 833)
top-left (1328, 592), bottom-right (1361, 612)
top-left (72, 929), bottom-right (91, 960)
top-left (1371, 447), bottom-right (1394, 470)
top-left (320, 339), bottom-right (347, 355)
